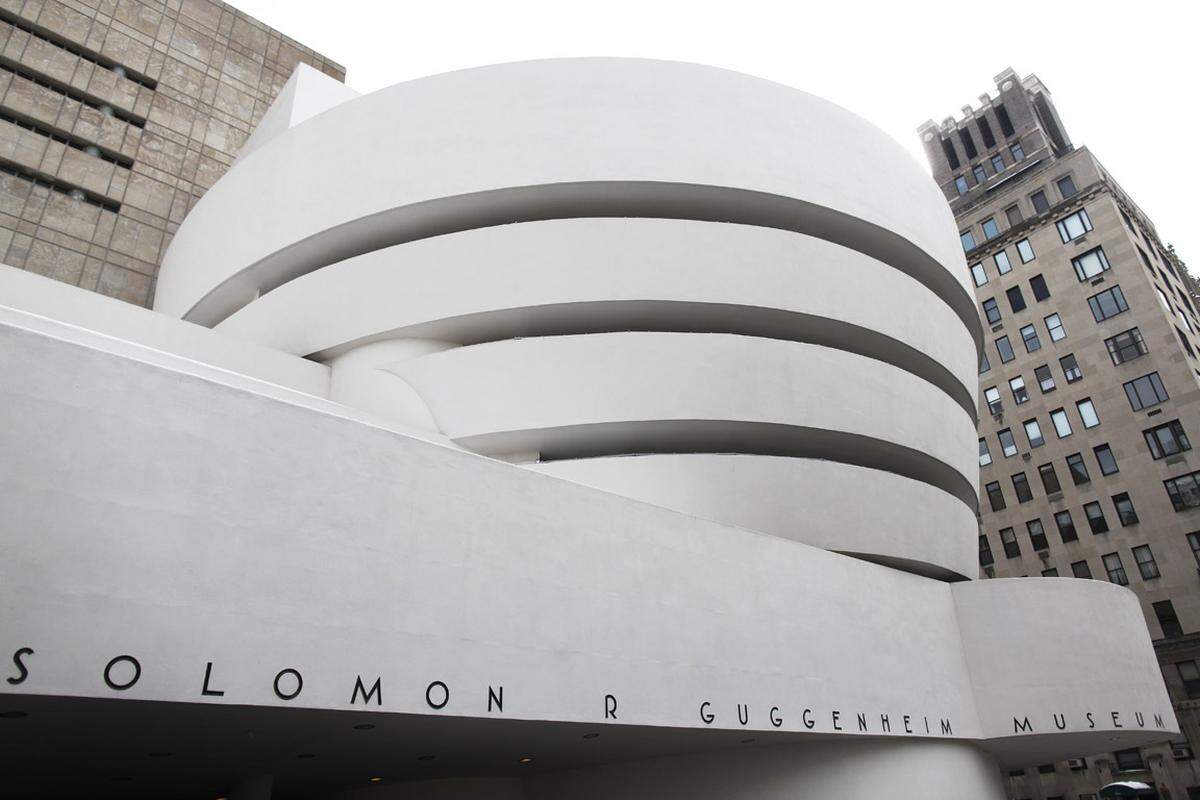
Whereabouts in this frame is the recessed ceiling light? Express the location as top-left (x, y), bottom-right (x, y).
top-left (148, 752), bottom-right (172, 758)
top-left (417, 755), bottom-right (435, 762)
top-left (518, 757), bottom-right (534, 764)
top-left (297, 753), bottom-right (316, 759)
top-left (368, 777), bottom-right (383, 783)
top-left (740, 738), bottom-right (756, 744)
top-left (0, 711), bottom-right (28, 719)
top-left (353, 723), bottom-right (375, 730)
top-left (111, 776), bottom-right (133, 782)
top-left (582, 733), bottom-right (600, 739)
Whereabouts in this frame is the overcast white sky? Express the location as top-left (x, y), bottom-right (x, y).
top-left (232, 0), bottom-right (1198, 271)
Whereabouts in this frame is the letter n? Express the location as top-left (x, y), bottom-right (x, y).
top-left (488, 685), bottom-right (503, 713)
top-left (352, 675), bottom-right (382, 706)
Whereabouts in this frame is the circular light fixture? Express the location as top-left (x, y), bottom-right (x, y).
top-left (582, 733), bottom-right (600, 739)
top-left (740, 738), bottom-right (756, 744)
top-left (296, 753), bottom-right (317, 759)
top-left (353, 723), bottom-right (375, 730)
top-left (417, 755), bottom-right (435, 762)
top-left (368, 777), bottom-right (383, 783)
top-left (0, 711), bottom-right (28, 719)
top-left (518, 757), bottom-right (534, 764)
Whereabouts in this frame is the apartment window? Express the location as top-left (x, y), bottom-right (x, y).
top-left (972, 164), bottom-right (987, 184)
top-left (1190, 532), bottom-right (1200, 566)
top-left (980, 351), bottom-right (991, 374)
top-left (1029, 274), bottom-right (1050, 301)
top-left (1112, 493), bottom-right (1139, 526)
top-left (1176, 327), bottom-right (1197, 358)
top-left (979, 534), bottom-right (994, 567)
top-left (1165, 472), bottom-right (1200, 511)
top-left (1144, 420), bottom-right (1192, 460)
top-left (1102, 552), bottom-right (1128, 585)
top-left (985, 385), bottom-right (1002, 415)
top-left (1038, 463), bottom-right (1062, 495)
top-left (982, 218), bottom-right (1000, 240)
top-left (1056, 175), bottom-right (1077, 198)
top-left (1035, 364), bottom-right (1056, 393)
top-left (1006, 286), bottom-right (1026, 313)
top-left (1133, 545), bottom-right (1160, 580)
top-left (1056, 208), bottom-right (1093, 243)
top-left (1026, 519), bottom-right (1049, 550)
top-left (1084, 501), bottom-right (1110, 534)
top-left (1071, 559), bottom-right (1091, 577)
top-left (1020, 324), bottom-right (1041, 353)
top-left (998, 428), bottom-right (1018, 458)
top-left (1030, 190), bottom-right (1050, 214)
top-left (1060, 353), bottom-right (1082, 382)
top-left (982, 298), bottom-right (1002, 324)
top-left (1016, 238), bottom-right (1035, 263)
top-left (1050, 408), bottom-right (1072, 438)
top-left (1012, 472), bottom-right (1034, 503)
top-left (1076, 398), bottom-right (1099, 429)
top-left (1088, 286), bottom-right (1129, 322)
top-left (1009, 376), bottom-right (1029, 404)
top-left (979, 438), bottom-right (993, 467)
top-left (996, 335), bottom-right (1015, 363)
top-left (1005, 204), bottom-right (1022, 227)
top-left (986, 481), bottom-right (1006, 512)
top-left (1042, 567), bottom-right (1058, 577)
top-left (1024, 418), bottom-right (1045, 448)
top-left (1178, 661), bottom-right (1200, 699)
top-left (1010, 142), bottom-right (1025, 161)
top-left (1105, 328), bottom-right (1148, 365)
top-left (1094, 444), bottom-right (1119, 475)
top-left (1072, 247), bottom-right (1111, 282)
top-left (971, 262), bottom-right (988, 287)
top-left (1044, 313), bottom-right (1066, 341)
top-left (1067, 453), bottom-right (1091, 485)
top-left (977, 116), bottom-right (997, 149)
top-left (959, 129), bottom-right (979, 159)
top-left (1124, 372), bottom-right (1169, 411)
top-left (961, 230), bottom-right (977, 251)
top-left (1038, 765), bottom-right (1056, 775)
top-left (1000, 527), bottom-right (1020, 558)
top-left (994, 250), bottom-right (1013, 274)
top-left (1178, 739), bottom-right (1199, 762)
top-left (955, 175), bottom-right (969, 195)
top-left (1156, 285), bottom-right (1173, 313)
top-left (990, 154), bottom-right (1005, 174)
top-left (1154, 600), bottom-right (1184, 638)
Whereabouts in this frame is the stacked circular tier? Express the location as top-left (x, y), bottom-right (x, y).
top-left (156, 58), bottom-right (983, 580)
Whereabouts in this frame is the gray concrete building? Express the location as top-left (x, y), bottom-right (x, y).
top-left (0, 0), bottom-right (344, 307)
top-left (920, 68), bottom-right (1200, 799)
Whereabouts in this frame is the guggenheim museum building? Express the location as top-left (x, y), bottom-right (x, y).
top-left (0, 58), bottom-right (1177, 798)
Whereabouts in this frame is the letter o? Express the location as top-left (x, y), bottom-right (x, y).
top-left (426, 680), bottom-right (449, 710)
top-left (103, 655), bottom-right (141, 691)
top-left (274, 668), bottom-right (303, 700)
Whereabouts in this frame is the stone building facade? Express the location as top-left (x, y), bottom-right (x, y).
top-left (0, 0), bottom-right (343, 307)
top-left (920, 69), bottom-right (1200, 799)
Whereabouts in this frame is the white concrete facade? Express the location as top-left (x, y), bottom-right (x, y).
top-left (0, 59), bottom-right (1177, 799)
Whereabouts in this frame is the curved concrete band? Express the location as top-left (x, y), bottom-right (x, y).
top-left (216, 218), bottom-right (979, 418)
top-left (532, 454), bottom-right (979, 580)
top-left (154, 58), bottom-right (980, 352)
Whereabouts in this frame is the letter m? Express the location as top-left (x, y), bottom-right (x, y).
top-left (1013, 716), bottom-right (1032, 733)
top-left (352, 675), bottom-right (382, 706)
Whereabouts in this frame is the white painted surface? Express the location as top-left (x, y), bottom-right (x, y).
top-left (237, 64), bottom-right (360, 163)
top-left (214, 218), bottom-right (977, 412)
top-left (153, 58), bottom-right (978, 341)
top-left (0, 263), bottom-right (329, 397)
top-left (0, 312), bottom-right (1175, 771)
top-left (533, 454), bottom-right (978, 579)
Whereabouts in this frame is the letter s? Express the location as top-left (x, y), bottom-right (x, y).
top-left (7, 647), bottom-right (33, 685)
